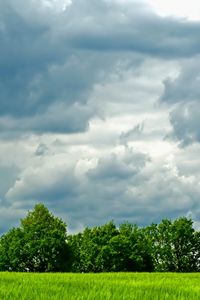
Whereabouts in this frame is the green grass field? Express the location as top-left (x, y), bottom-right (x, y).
top-left (0, 272), bottom-right (200, 299)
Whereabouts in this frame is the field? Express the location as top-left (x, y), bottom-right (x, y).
top-left (0, 272), bottom-right (200, 299)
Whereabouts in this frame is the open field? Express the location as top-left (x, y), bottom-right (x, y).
top-left (0, 272), bottom-right (200, 299)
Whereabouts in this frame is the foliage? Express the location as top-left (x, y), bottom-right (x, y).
top-left (97, 223), bottom-right (153, 272)
top-left (69, 216), bottom-right (200, 273)
top-left (68, 221), bottom-right (118, 272)
top-left (146, 217), bottom-right (200, 272)
top-left (0, 203), bottom-right (200, 273)
top-left (0, 204), bottom-right (69, 272)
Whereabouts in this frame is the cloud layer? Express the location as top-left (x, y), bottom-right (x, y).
top-left (1, 0), bottom-right (200, 233)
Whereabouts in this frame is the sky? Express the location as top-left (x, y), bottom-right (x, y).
top-left (1, 0), bottom-right (200, 233)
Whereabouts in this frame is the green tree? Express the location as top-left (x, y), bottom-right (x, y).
top-left (147, 217), bottom-right (199, 272)
top-left (0, 227), bottom-right (24, 271)
top-left (93, 222), bottom-right (153, 272)
top-left (171, 217), bottom-right (198, 272)
top-left (98, 234), bottom-right (132, 272)
top-left (194, 230), bottom-right (200, 271)
top-left (151, 219), bottom-right (176, 272)
top-left (0, 203), bottom-right (69, 272)
top-left (68, 221), bottom-right (118, 272)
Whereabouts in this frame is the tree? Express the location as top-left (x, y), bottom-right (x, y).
top-left (1, 206), bottom-right (199, 273)
top-left (147, 217), bottom-right (199, 272)
top-left (0, 227), bottom-right (24, 271)
top-left (194, 230), bottom-right (200, 271)
top-left (68, 221), bottom-right (154, 273)
top-left (0, 203), bottom-right (69, 272)
top-left (68, 221), bottom-right (118, 272)
top-left (171, 217), bottom-right (198, 272)
top-left (149, 219), bottom-right (176, 272)
top-left (94, 223), bottom-right (154, 272)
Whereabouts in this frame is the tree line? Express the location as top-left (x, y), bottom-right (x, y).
top-left (0, 203), bottom-right (199, 272)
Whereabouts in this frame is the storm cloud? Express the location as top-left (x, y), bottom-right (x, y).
top-left (1, 0), bottom-right (200, 133)
top-left (1, 0), bottom-right (200, 233)
top-left (162, 58), bottom-right (200, 145)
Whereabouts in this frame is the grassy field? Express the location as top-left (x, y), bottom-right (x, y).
top-left (0, 272), bottom-right (200, 299)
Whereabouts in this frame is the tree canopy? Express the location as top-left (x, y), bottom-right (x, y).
top-left (0, 203), bottom-right (200, 273)
top-left (0, 204), bottom-right (69, 272)
top-left (68, 217), bottom-right (200, 273)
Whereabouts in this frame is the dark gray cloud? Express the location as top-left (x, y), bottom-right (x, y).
top-left (62, 0), bottom-right (200, 57)
top-left (161, 58), bottom-right (200, 145)
top-left (88, 148), bottom-right (148, 181)
top-left (1, 0), bottom-right (200, 234)
top-left (6, 145), bottom-right (200, 231)
top-left (0, 0), bottom-right (117, 132)
top-left (120, 123), bottom-right (145, 144)
top-left (35, 143), bottom-right (49, 156)
top-left (4, 146), bottom-right (151, 230)
top-left (0, 165), bottom-right (19, 200)
top-left (0, 205), bottom-right (25, 234)
top-left (169, 102), bottom-right (200, 146)
top-left (1, 0), bottom-right (200, 134)
top-left (162, 59), bottom-right (200, 104)
top-left (6, 160), bottom-right (79, 205)
top-left (0, 102), bottom-right (93, 133)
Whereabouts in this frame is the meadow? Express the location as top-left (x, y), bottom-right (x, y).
top-left (0, 272), bottom-right (199, 300)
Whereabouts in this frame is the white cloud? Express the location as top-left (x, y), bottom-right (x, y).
top-left (148, 0), bottom-right (200, 21)
top-left (1, 0), bottom-right (200, 233)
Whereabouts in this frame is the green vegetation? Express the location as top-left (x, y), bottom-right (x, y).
top-left (68, 217), bottom-right (200, 273)
top-left (0, 272), bottom-right (200, 299)
top-left (0, 203), bottom-right (200, 273)
top-left (0, 204), bottom-right (69, 272)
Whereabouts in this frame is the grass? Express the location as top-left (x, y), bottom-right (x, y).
top-left (0, 272), bottom-right (199, 299)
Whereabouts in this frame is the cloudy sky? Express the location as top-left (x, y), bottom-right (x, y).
top-left (1, 0), bottom-right (200, 233)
